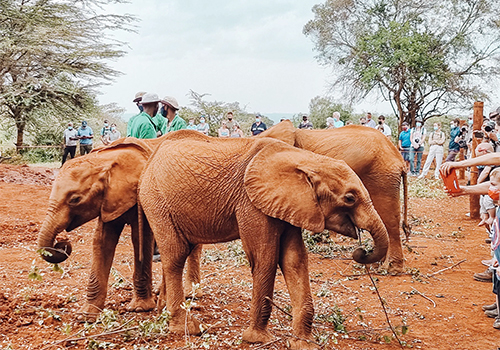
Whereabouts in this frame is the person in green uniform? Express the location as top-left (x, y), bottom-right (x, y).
top-left (160, 96), bottom-right (187, 132)
top-left (127, 91), bottom-right (147, 137)
top-left (128, 93), bottom-right (160, 139)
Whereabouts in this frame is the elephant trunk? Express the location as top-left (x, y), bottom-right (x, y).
top-left (351, 202), bottom-right (389, 265)
top-left (37, 203), bottom-right (73, 264)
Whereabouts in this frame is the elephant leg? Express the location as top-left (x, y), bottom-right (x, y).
top-left (240, 223), bottom-right (280, 344)
top-left (154, 226), bottom-right (201, 335)
top-left (184, 244), bottom-right (203, 299)
top-left (373, 194), bottom-right (404, 274)
top-left (278, 226), bottom-right (317, 350)
top-left (77, 218), bottom-right (122, 322)
top-left (128, 215), bottom-right (156, 312)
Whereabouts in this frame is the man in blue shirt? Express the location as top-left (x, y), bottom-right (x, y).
top-left (77, 121), bottom-right (94, 155)
top-left (445, 118), bottom-right (461, 162)
top-left (251, 113), bottom-right (267, 135)
top-left (398, 121), bottom-right (412, 171)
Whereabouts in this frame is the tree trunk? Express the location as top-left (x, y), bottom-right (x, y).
top-left (15, 120), bottom-right (25, 151)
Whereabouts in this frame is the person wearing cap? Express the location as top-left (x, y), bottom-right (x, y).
top-left (77, 120), bottom-right (94, 155)
top-left (159, 96), bottom-right (186, 133)
top-left (100, 119), bottom-right (111, 145)
top-left (251, 113), bottom-right (267, 135)
top-left (418, 122), bottom-right (445, 179)
top-left (298, 115), bottom-right (313, 130)
top-left (398, 122), bottom-right (412, 171)
top-left (62, 122), bottom-right (78, 165)
top-left (127, 92), bottom-right (147, 137)
top-left (225, 111), bottom-right (238, 131)
top-left (326, 117), bottom-right (335, 129)
top-left (128, 93), bottom-right (160, 139)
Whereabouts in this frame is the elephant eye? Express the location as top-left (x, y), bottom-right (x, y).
top-left (69, 196), bottom-right (81, 204)
top-left (344, 193), bottom-right (356, 205)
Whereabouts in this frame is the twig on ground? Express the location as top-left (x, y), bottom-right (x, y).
top-left (253, 338), bottom-right (282, 349)
top-left (265, 296), bottom-right (293, 318)
top-left (366, 269), bottom-right (404, 349)
top-left (411, 288), bottom-right (436, 307)
top-left (42, 326), bottom-right (139, 348)
top-left (427, 259), bottom-right (467, 277)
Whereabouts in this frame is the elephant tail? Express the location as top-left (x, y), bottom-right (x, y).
top-left (138, 199), bottom-right (144, 262)
top-left (402, 170), bottom-right (411, 241)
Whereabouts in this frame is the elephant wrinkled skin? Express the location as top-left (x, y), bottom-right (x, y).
top-left (37, 131), bottom-right (208, 320)
top-left (259, 121), bottom-right (408, 273)
top-left (139, 137), bottom-right (389, 349)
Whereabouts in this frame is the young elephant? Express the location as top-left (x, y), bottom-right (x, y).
top-left (37, 131), bottom-right (207, 320)
top-left (139, 137), bottom-right (389, 349)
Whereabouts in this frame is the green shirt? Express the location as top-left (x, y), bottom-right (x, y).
top-left (126, 113), bottom-right (140, 137)
top-left (167, 115), bottom-right (187, 133)
top-left (129, 112), bottom-right (157, 139)
top-left (152, 114), bottom-right (167, 135)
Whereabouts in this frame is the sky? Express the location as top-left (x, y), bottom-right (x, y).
top-left (98, 0), bottom-right (393, 120)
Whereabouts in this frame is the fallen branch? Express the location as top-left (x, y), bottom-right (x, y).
top-left (427, 259), bottom-right (467, 277)
top-left (411, 288), bottom-right (436, 308)
top-left (43, 326), bottom-right (139, 348)
top-left (253, 338), bottom-right (282, 349)
top-left (265, 296), bottom-right (293, 318)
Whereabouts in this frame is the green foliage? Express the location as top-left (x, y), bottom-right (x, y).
top-left (28, 261), bottom-right (43, 281)
top-left (300, 96), bottom-right (353, 129)
top-left (0, 0), bottom-right (136, 146)
top-left (304, 0), bottom-right (500, 126)
top-left (314, 304), bottom-right (346, 332)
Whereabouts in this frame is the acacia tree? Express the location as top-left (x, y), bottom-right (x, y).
top-left (0, 0), bottom-right (135, 147)
top-left (304, 0), bottom-right (500, 129)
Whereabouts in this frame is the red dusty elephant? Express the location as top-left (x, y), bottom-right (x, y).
top-left (258, 121), bottom-right (409, 273)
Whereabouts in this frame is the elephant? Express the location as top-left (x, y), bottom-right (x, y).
top-left (37, 131), bottom-right (208, 320)
top-left (138, 136), bottom-right (389, 349)
top-left (258, 121), bottom-right (409, 273)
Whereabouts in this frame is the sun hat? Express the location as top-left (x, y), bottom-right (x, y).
top-left (140, 93), bottom-right (160, 104)
top-left (133, 91), bottom-right (147, 103)
top-left (161, 96), bottom-right (179, 110)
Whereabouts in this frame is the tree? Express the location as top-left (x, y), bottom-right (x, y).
top-left (185, 90), bottom-right (273, 136)
top-left (304, 0), bottom-right (500, 130)
top-left (0, 0), bottom-right (135, 147)
top-left (306, 96), bottom-right (353, 128)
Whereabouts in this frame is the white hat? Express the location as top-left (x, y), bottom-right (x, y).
top-left (140, 93), bottom-right (160, 104)
top-left (133, 91), bottom-right (147, 102)
top-left (161, 96), bottom-right (179, 110)
top-left (326, 117), bottom-right (334, 124)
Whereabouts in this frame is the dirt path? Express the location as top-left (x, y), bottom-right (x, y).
top-left (0, 164), bottom-right (498, 349)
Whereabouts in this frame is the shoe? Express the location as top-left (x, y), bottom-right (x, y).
top-left (483, 303), bottom-right (498, 311)
top-left (474, 269), bottom-right (493, 282)
top-left (153, 254), bottom-right (161, 263)
top-left (417, 174), bottom-right (425, 179)
top-left (494, 317), bottom-right (500, 329)
top-left (486, 309), bottom-right (499, 318)
top-left (482, 259), bottom-right (495, 267)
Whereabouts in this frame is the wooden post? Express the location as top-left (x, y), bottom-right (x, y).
top-left (470, 101), bottom-right (483, 219)
top-left (458, 148), bottom-right (465, 179)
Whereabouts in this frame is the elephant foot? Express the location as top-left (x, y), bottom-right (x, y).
top-left (75, 303), bottom-right (102, 323)
top-left (288, 338), bottom-right (319, 350)
top-left (382, 259), bottom-right (405, 275)
top-left (242, 327), bottom-right (273, 344)
top-left (169, 315), bottom-right (202, 335)
top-left (127, 296), bottom-right (156, 312)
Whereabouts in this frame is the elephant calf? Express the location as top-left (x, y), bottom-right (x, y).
top-left (139, 137), bottom-right (389, 349)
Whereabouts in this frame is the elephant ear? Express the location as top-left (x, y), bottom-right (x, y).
top-left (100, 142), bottom-right (152, 222)
top-left (244, 141), bottom-right (325, 233)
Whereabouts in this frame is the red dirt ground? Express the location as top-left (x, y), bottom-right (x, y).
top-left (0, 164), bottom-right (499, 349)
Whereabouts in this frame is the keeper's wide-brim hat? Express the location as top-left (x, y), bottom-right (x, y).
top-left (161, 96), bottom-right (179, 110)
top-left (141, 93), bottom-right (160, 104)
top-left (133, 91), bottom-right (147, 103)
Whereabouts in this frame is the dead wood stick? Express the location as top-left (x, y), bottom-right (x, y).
top-left (265, 296), bottom-right (293, 318)
top-left (427, 259), bottom-right (467, 277)
top-left (46, 326), bottom-right (139, 347)
top-left (412, 288), bottom-right (436, 308)
top-left (253, 338), bottom-right (282, 349)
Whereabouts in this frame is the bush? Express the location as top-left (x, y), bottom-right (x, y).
top-left (19, 147), bottom-right (62, 163)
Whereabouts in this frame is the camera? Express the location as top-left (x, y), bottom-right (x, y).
top-left (474, 131), bottom-right (484, 138)
top-left (414, 138), bottom-right (420, 144)
top-left (378, 120), bottom-right (383, 125)
top-left (485, 125), bottom-right (494, 132)
top-left (458, 126), bottom-right (468, 137)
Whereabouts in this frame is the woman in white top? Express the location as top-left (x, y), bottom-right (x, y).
top-left (410, 120), bottom-right (426, 176)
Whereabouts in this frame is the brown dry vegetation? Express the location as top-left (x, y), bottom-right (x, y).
top-left (0, 164), bottom-right (498, 349)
